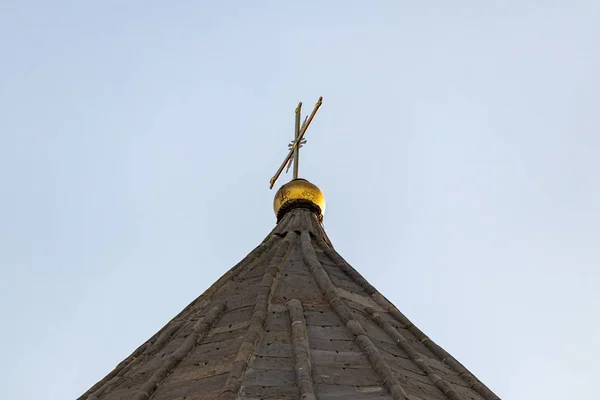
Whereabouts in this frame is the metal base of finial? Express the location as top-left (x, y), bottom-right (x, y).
top-left (276, 199), bottom-right (323, 223)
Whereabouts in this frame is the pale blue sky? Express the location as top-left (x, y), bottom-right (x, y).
top-left (1, 1), bottom-right (598, 399)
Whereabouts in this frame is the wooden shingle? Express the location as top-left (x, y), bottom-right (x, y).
top-left (80, 208), bottom-right (499, 400)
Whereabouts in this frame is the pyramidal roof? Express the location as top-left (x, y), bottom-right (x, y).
top-left (80, 204), bottom-right (499, 400)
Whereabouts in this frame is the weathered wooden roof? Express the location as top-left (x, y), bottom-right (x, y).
top-left (80, 207), bottom-right (499, 400)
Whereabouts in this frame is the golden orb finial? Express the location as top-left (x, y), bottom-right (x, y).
top-left (273, 179), bottom-right (326, 221)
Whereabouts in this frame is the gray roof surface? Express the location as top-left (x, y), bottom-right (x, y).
top-left (80, 208), bottom-right (499, 400)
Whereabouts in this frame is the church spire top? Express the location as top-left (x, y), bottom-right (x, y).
top-left (80, 94), bottom-right (500, 400)
top-left (269, 97), bottom-right (325, 223)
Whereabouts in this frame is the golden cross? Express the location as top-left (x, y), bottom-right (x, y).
top-left (269, 96), bottom-right (323, 189)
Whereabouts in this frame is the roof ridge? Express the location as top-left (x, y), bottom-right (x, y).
top-left (318, 234), bottom-right (500, 400)
top-left (287, 298), bottom-right (317, 400)
top-left (132, 304), bottom-right (226, 400)
top-left (300, 230), bottom-right (410, 399)
top-left (219, 233), bottom-right (296, 399)
top-left (368, 308), bottom-right (461, 399)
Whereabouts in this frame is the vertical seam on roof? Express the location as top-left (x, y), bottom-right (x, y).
top-left (85, 320), bottom-right (186, 400)
top-left (319, 237), bottom-right (499, 400)
top-left (81, 235), bottom-right (282, 400)
top-left (131, 303), bottom-right (226, 400)
top-left (317, 237), bottom-right (377, 294)
top-left (367, 308), bottom-right (461, 400)
top-left (82, 339), bottom-right (152, 400)
top-left (287, 299), bottom-right (317, 400)
top-left (300, 231), bottom-right (409, 400)
top-left (178, 234), bottom-right (281, 321)
top-left (219, 232), bottom-right (295, 400)
top-left (373, 300), bottom-right (499, 400)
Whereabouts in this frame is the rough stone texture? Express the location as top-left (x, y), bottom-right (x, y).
top-left (80, 208), bottom-right (500, 400)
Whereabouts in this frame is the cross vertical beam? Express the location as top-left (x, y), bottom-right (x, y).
top-left (293, 102), bottom-right (302, 179)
